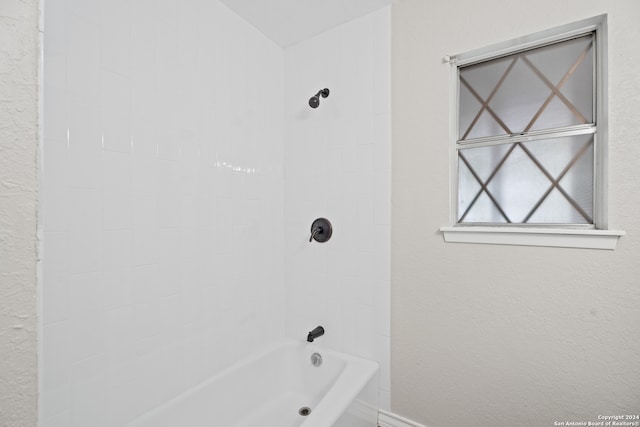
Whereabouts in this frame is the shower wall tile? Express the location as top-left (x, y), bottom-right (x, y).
top-left (66, 14), bottom-right (100, 99)
top-left (70, 372), bottom-right (108, 427)
top-left (69, 312), bottom-right (105, 362)
top-left (103, 268), bottom-right (133, 310)
top-left (374, 113), bottom-right (391, 170)
top-left (101, 71), bottom-right (131, 153)
top-left (102, 151), bottom-right (132, 230)
top-left (43, 0), bottom-right (284, 425)
top-left (100, 0), bottom-right (130, 76)
top-left (67, 99), bottom-right (102, 189)
top-left (42, 138), bottom-right (69, 232)
top-left (283, 6), bottom-right (391, 411)
top-left (43, 0), bottom-right (66, 60)
top-left (67, 0), bottom-right (99, 23)
top-left (374, 333), bottom-right (392, 399)
top-left (102, 230), bottom-right (133, 269)
top-left (133, 227), bottom-right (159, 266)
top-left (42, 4), bottom-right (67, 143)
top-left (42, 269), bottom-right (69, 325)
top-left (43, 409), bottom-right (71, 427)
top-left (43, 78), bottom-right (67, 145)
top-left (67, 272), bottom-right (104, 320)
top-left (68, 188), bottom-right (103, 274)
top-left (43, 321), bottom-right (71, 391)
top-left (42, 231), bottom-right (69, 278)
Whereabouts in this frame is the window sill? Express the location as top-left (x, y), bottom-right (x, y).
top-left (440, 226), bottom-right (625, 250)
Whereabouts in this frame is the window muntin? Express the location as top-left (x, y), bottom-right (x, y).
top-left (455, 32), bottom-right (597, 226)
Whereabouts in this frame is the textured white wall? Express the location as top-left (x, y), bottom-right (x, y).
top-left (392, 1), bottom-right (640, 426)
top-left (0, 0), bottom-right (39, 426)
top-left (283, 7), bottom-right (391, 410)
top-left (41, 0), bottom-right (284, 425)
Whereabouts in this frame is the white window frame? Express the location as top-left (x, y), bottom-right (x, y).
top-left (440, 14), bottom-right (624, 250)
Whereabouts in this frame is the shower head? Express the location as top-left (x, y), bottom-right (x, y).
top-left (309, 88), bottom-right (330, 108)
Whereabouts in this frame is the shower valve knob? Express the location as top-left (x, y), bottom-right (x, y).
top-left (309, 218), bottom-right (332, 243)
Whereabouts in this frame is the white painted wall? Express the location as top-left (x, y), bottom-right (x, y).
top-left (283, 7), bottom-right (391, 410)
top-left (0, 0), bottom-right (39, 426)
top-left (392, 1), bottom-right (640, 426)
top-left (41, 0), bottom-right (284, 424)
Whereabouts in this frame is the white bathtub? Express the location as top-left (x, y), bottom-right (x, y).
top-left (126, 339), bottom-right (379, 427)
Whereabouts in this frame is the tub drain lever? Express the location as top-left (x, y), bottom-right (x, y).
top-left (310, 353), bottom-right (323, 367)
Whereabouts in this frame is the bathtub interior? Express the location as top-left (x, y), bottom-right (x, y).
top-left (126, 340), bottom-right (377, 427)
top-left (230, 344), bottom-right (350, 427)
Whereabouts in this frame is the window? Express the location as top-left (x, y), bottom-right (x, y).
top-left (458, 33), bottom-right (595, 225)
top-left (441, 15), bottom-right (624, 249)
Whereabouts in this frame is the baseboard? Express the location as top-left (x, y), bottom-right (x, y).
top-left (378, 409), bottom-right (427, 427)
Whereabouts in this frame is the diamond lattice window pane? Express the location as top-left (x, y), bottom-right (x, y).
top-left (521, 134), bottom-right (591, 177)
top-left (459, 142), bottom-right (511, 182)
top-left (458, 33), bottom-right (594, 140)
top-left (485, 144), bottom-right (550, 222)
top-left (461, 192), bottom-right (509, 223)
top-left (528, 96), bottom-right (581, 131)
top-left (459, 58), bottom-right (515, 139)
top-left (485, 59), bottom-right (551, 135)
top-left (526, 189), bottom-right (586, 224)
top-left (457, 134), bottom-right (594, 224)
top-left (522, 134), bottom-right (593, 224)
top-left (525, 35), bottom-right (594, 131)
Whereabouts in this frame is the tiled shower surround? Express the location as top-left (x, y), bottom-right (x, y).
top-left (41, 0), bottom-right (390, 424)
top-left (284, 9), bottom-right (391, 409)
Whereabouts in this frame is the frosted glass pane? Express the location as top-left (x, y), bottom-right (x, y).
top-left (526, 35), bottom-right (594, 127)
top-left (558, 136), bottom-right (594, 220)
top-left (528, 96), bottom-right (579, 131)
top-left (527, 189), bottom-right (585, 223)
top-left (459, 34), bottom-right (594, 140)
top-left (560, 46), bottom-right (594, 124)
top-left (459, 142), bottom-right (511, 181)
top-left (458, 83), bottom-right (482, 137)
top-left (487, 59), bottom-right (550, 134)
top-left (465, 109), bottom-right (508, 140)
top-left (460, 58), bottom-right (513, 100)
top-left (522, 134), bottom-right (592, 177)
top-left (485, 144), bottom-right (549, 222)
top-left (458, 134), bottom-right (594, 224)
top-left (458, 159), bottom-right (481, 211)
top-left (459, 58), bottom-right (513, 139)
top-left (461, 192), bottom-right (508, 223)
top-left (525, 35), bottom-right (593, 87)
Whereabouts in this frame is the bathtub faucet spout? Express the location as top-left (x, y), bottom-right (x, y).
top-left (307, 326), bottom-right (325, 343)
